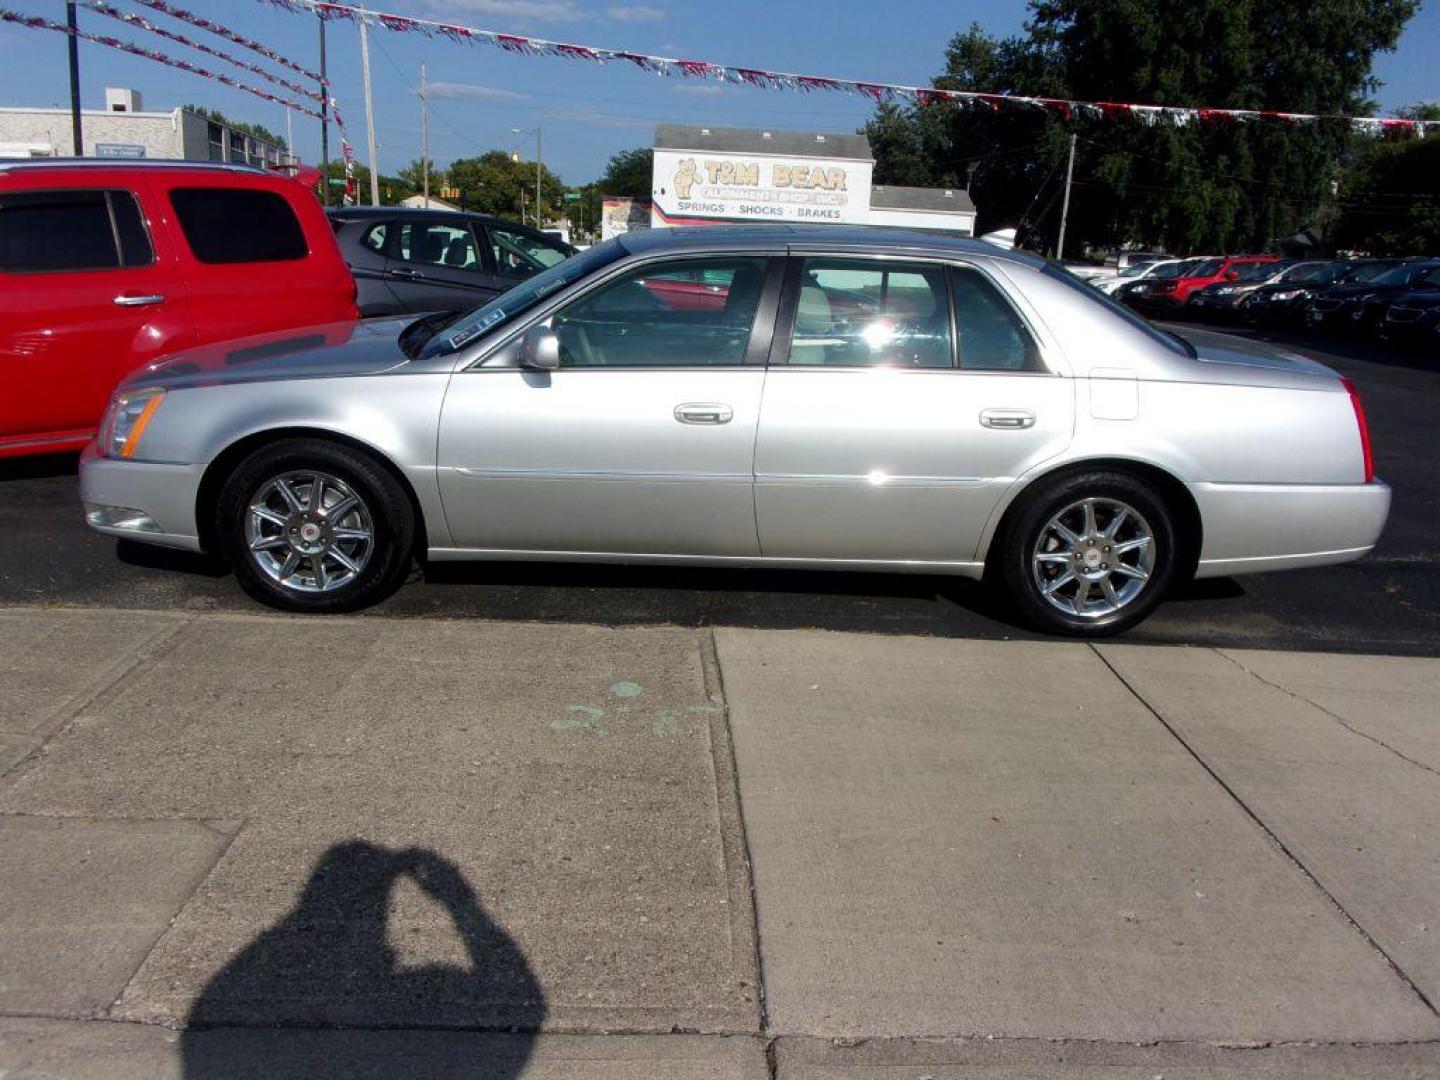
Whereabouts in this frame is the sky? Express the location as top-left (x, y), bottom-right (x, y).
top-left (0, 0), bottom-right (1436, 185)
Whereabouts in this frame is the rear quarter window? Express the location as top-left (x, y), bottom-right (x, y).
top-left (170, 187), bottom-right (308, 264)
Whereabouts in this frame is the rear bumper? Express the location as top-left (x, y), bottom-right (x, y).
top-left (1191, 480), bottom-right (1390, 579)
top-left (79, 444), bottom-right (206, 552)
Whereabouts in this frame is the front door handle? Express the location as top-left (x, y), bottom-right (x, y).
top-left (389, 267), bottom-right (422, 278)
top-left (113, 293), bottom-right (165, 307)
top-left (674, 402), bottom-right (733, 425)
top-left (979, 408), bottom-right (1036, 430)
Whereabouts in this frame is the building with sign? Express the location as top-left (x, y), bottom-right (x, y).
top-left (0, 87), bottom-right (287, 166)
top-left (647, 124), bottom-right (975, 235)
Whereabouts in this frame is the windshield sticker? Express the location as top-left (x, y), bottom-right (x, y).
top-left (447, 324), bottom-right (485, 349)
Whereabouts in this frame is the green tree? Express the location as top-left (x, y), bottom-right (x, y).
top-left (447, 150), bottom-right (566, 224)
top-left (864, 2), bottom-right (1419, 255)
top-left (599, 147), bottom-right (654, 197)
top-left (1335, 104), bottom-right (1440, 254)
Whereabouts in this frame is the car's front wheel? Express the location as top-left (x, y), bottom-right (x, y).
top-left (997, 470), bottom-right (1179, 636)
top-left (216, 439), bottom-right (414, 613)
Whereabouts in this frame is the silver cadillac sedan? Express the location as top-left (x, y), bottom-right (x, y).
top-left (80, 225), bottom-right (1388, 635)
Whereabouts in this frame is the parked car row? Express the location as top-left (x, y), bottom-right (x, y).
top-left (1106, 250), bottom-right (1440, 347)
top-left (1, 158), bottom-right (1392, 636)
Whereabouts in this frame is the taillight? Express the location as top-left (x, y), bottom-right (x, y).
top-left (1340, 376), bottom-right (1375, 483)
top-left (1155, 280), bottom-right (1177, 293)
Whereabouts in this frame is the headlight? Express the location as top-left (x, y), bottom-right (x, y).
top-left (1270, 289), bottom-right (1307, 301)
top-left (97, 387), bottom-right (166, 459)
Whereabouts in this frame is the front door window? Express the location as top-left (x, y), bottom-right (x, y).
top-left (548, 257), bottom-right (769, 367)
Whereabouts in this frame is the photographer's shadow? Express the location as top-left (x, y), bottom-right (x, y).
top-left (184, 841), bottom-right (545, 1079)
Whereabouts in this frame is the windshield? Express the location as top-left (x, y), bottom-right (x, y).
top-left (1148, 259), bottom-right (1194, 280)
top-left (1348, 261), bottom-right (1399, 283)
top-left (1236, 261), bottom-right (1284, 283)
top-left (418, 241), bottom-right (626, 360)
top-left (1187, 258), bottom-right (1224, 277)
top-left (1372, 265), bottom-right (1424, 286)
top-left (1283, 262), bottom-right (1337, 283)
top-left (1042, 263), bottom-right (1192, 358)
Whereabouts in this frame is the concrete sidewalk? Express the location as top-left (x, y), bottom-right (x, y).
top-left (1, 608), bottom-right (1438, 1077)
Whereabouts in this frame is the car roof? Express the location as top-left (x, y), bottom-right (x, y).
top-left (327, 206), bottom-right (504, 223)
top-left (0, 158), bottom-right (274, 178)
top-left (615, 223), bottom-right (1047, 268)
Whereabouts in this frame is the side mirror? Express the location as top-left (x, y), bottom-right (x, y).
top-left (1224, 268), bottom-right (1240, 281)
top-left (518, 324), bottom-right (560, 370)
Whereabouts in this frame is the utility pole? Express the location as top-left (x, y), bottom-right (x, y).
top-left (66, 1), bottom-right (82, 155)
top-left (420, 63), bottom-right (429, 209)
top-left (1056, 130), bottom-right (1077, 260)
top-left (318, 14), bottom-right (329, 206)
top-left (358, 10), bottom-right (380, 206)
top-left (284, 105), bottom-right (293, 165)
top-left (536, 125), bottom-right (543, 231)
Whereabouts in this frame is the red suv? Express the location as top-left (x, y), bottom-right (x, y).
top-left (0, 160), bottom-right (357, 458)
top-left (1132, 253), bottom-right (1280, 317)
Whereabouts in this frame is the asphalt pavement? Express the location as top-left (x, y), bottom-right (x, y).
top-left (1, 323), bottom-right (1436, 654)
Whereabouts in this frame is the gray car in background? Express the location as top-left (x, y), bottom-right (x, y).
top-left (79, 225), bottom-right (1388, 635)
top-left (328, 206), bottom-right (575, 317)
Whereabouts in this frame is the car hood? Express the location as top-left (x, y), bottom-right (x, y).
top-left (1391, 290), bottom-right (1440, 310)
top-left (1177, 327), bottom-right (1336, 379)
top-left (123, 316), bottom-right (419, 391)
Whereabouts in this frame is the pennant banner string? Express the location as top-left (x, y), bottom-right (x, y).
top-left (0, 8), bottom-right (322, 120)
top-left (130, 0), bottom-right (324, 84)
top-left (79, 1), bottom-right (322, 102)
top-left (257, 0), bottom-right (1436, 137)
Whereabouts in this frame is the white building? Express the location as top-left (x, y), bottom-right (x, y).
top-left (0, 87), bottom-right (287, 166)
top-left (646, 124), bottom-right (976, 235)
top-left (869, 184), bottom-right (976, 235)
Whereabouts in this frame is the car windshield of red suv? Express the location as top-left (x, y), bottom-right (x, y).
top-left (1188, 259), bottom-right (1224, 277)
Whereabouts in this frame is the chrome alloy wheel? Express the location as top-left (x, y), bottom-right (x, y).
top-left (1031, 497), bottom-right (1155, 618)
top-left (244, 471), bottom-right (374, 594)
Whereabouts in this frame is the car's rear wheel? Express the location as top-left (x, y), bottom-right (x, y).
top-left (997, 470), bottom-right (1179, 636)
top-left (217, 439), bottom-right (414, 613)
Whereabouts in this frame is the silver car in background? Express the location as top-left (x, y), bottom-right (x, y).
top-left (80, 225), bottom-right (1388, 635)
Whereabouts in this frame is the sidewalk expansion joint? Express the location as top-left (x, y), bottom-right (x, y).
top-left (0, 613), bottom-right (196, 788)
top-left (702, 628), bottom-right (771, 1039)
top-left (1089, 643), bottom-right (1440, 1021)
top-left (1215, 649), bottom-right (1440, 779)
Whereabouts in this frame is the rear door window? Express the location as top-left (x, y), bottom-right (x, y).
top-left (169, 187), bottom-right (307, 264)
top-left (786, 258), bottom-right (951, 368)
top-left (396, 221), bottom-right (480, 270)
top-left (0, 189), bottom-right (152, 273)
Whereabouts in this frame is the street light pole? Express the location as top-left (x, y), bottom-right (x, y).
top-left (318, 15), bottom-right (329, 207)
top-left (420, 62), bottom-right (429, 209)
top-left (358, 9), bottom-right (380, 206)
top-left (66, 1), bottom-right (82, 155)
top-left (535, 126), bottom-right (542, 231)
top-left (1056, 130), bottom-right (1077, 261)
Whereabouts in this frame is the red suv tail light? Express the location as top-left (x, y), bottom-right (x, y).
top-left (1155, 280), bottom-right (1177, 293)
top-left (1340, 376), bottom-right (1375, 483)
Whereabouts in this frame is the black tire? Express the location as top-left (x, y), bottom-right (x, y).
top-left (996, 469), bottom-right (1180, 637)
top-left (216, 439), bottom-right (415, 613)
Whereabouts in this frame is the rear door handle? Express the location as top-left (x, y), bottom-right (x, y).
top-left (389, 267), bottom-right (422, 278)
top-left (674, 402), bottom-right (733, 425)
top-left (979, 408), bottom-right (1036, 429)
top-left (113, 294), bottom-right (165, 307)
